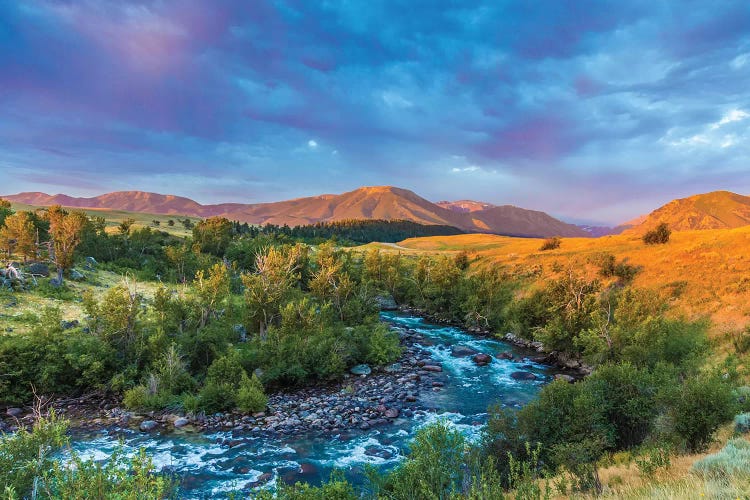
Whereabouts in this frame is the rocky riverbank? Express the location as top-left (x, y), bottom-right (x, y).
top-left (0, 322), bottom-right (456, 436)
top-left (0, 311), bottom-right (575, 437)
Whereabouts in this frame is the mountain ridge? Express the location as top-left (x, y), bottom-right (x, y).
top-left (2, 186), bottom-right (589, 238)
top-left (623, 190), bottom-right (750, 234)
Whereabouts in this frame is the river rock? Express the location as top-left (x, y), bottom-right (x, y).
top-left (451, 345), bottom-right (479, 357)
top-left (472, 353), bottom-right (492, 366)
top-left (174, 417), bottom-right (190, 428)
top-left (554, 374), bottom-right (575, 383)
top-left (6, 407), bottom-right (23, 418)
top-left (510, 371), bottom-right (537, 381)
top-left (384, 408), bottom-right (400, 419)
top-left (139, 420), bottom-right (158, 432)
top-left (497, 351), bottom-right (513, 360)
top-left (422, 364), bottom-right (442, 372)
top-left (350, 364), bottom-right (372, 376)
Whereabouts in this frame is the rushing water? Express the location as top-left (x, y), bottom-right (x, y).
top-left (66, 312), bottom-right (554, 498)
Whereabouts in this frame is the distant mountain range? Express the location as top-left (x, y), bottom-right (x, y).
top-left (7, 187), bottom-right (750, 238)
top-left (3, 186), bottom-right (588, 238)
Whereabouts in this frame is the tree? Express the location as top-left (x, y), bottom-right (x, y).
top-left (192, 217), bottom-right (232, 256)
top-left (46, 206), bottom-right (87, 285)
top-left (0, 212), bottom-right (35, 261)
top-left (241, 246), bottom-right (300, 340)
top-left (118, 218), bottom-right (136, 235)
top-left (643, 223), bottom-right (671, 245)
top-left (310, 243), bottom-right (355, 321)
top-left (151, 219), bottom-right (161, 227)
top-left (167, 219), bottom-right (175, 227)
top-left (0, 198), bottom-right (13, 227)
top-left (194, 263), bottom-right (230, 328)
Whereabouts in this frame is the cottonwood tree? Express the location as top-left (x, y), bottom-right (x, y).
top-left (47, 206), bottom-right (87, 285)
top-left (0, 198), bottom-right (13, 227)
top-left (194, 263), bottom-right (230, 328)
top-left (0, 211), bottom-right (35, 261)
top-left (310, 243), bottom-right (355, 321)
top-left (241, 246), bottom-right (300, 340)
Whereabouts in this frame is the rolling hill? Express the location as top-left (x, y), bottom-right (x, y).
top-left (3, 186), bottom-right (589, 238)
top-left (623, 191), bottom-right (750, 234)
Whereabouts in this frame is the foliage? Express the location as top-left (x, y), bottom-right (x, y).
top-left (643, 222), bottom-right (671, 245)
top-left (236, 373), bottom-right (268, 413)
top-left (539, 237), bottom-right (561, 251)
top-left (0, 412), bottom-right (67, 496)
top-left (46, 206), bottom-right (88, 284)
top-left (44, 448), bottom-right (174, 499)
top-left (692, 438), bottom-right (750, 481)
top-left (667, 375), bottom-right (736, 452)
top-left (192, 217), bottom-right (233, 257)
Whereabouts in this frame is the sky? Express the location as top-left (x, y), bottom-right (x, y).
top-left (2, 1), bottom-right (750, 225)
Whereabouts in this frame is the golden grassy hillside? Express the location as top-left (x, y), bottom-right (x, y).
top-left (374, 227), bottom-right (750, 338)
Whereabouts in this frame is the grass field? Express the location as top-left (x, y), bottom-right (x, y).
top-left (364, 227), bottom-right (750, 340)
top-left (9, 202), bottom-right (202, 237)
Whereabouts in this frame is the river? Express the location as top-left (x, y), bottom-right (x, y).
top-left (66, 311), bottom-right (554, 498)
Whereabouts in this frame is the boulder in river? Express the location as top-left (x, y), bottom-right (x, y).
top-left (140, 420), bottom-right (158, 432)
top-left (422, 364), bottom-right (442, 372)
top-left (174, 417), bottom-right (190, 428)
top-left (510, 371), bottom-right (537, 381)
top-left (6, 407), bottom-right (23, 418)
top-left (497, 351), bottom-right (513, 360)
top-left (451, 345), bottom-right (479, 357)
top-left (384, 408), bottom-right (400, 419)
top-left (472, 353), bottom-right (492, 366)
top-left (350, 364), bottom-right (372, 376)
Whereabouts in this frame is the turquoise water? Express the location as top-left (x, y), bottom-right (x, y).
top-left (67, 312), bottom-right (552, 498)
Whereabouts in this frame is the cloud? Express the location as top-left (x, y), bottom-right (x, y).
top-left (1, 0), bottom-right (750, 224)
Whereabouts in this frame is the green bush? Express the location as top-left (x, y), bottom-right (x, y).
top-left (668, 375), bottom-right (736, 452)
top-left (236, 373), bottom-right (267, 413)
top-left (0, 412), bottom-right (67, 495)
top-left (734, 413), bottom-right (750, 434)
top-left (45, 448), bottom-right (174, 499)
top-left (643, 223), bottom-right (671, 245)
top-left (361, 323), bottom-right (402, 366)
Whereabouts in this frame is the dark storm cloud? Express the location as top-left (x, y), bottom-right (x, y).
top-left (1, 0), bottom-right (750, 223)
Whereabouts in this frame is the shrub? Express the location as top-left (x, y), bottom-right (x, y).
top-left (643, 223), bottom-right (671, 245)
top-left (0, 412), bottom-right (67, 495)
top-left (361, 323), bottom-right (402, 365)
top-left (734, 413), bottom-right (750, 434)
top-left (539, 237), bottom-right (561, 251)
top-left (236, 373), bottom-right (267, 413)
top-left (669, 375), bottom-right (736, 452)
top-left (692, 438), bottom-right (750, 481)
top-left (635, 446), bottom-right (672, 478)
top-left (46, 448), bottom-right (174, 499)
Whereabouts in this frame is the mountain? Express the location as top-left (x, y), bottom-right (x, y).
top-left (436, 200), bottom-right (496, 213)
top-left (576, 225), bottom-right (622, 237)
top-left (623, 191), bottom-right (750, 234)
top-left (3, 186), bottom-right (589, 238)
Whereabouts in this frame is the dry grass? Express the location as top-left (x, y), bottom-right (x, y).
top-left (380, 228), bottom-right (750, 340)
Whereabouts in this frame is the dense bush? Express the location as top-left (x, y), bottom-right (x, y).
top-left (643, 222), bottom-right (671, 245)
top-left (539, 236), bottom-right (561, 251)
